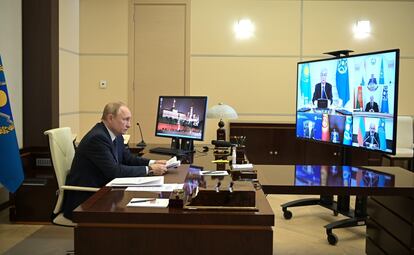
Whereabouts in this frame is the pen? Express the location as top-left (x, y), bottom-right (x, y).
top-left (130, 198), bottom-right (156, 203)
top-left (211, 160), bottom-right (229, 163)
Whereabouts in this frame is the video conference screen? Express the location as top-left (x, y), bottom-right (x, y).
top-left (154, 96), bottom-right (208, 141)
top-left (295, 165), bottom-right (395, 188)
top-left (296, 49), bottom-right (399, 154)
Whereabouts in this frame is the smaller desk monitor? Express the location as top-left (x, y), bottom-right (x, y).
top-left (150, 96), bottom-right (208, 156)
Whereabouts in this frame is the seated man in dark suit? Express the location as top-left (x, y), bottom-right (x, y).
top-left (364, 122), bottom-right (380, 149)
top-left (312, 68), bottom-right (333, 107)
top-left (368, 74), bottom-right (377, 85)
top-left (365, 96), bottom-right (379, 112)
top-left (63, 102), bottom-right (168, 219)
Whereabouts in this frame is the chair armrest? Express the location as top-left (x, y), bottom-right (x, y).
top-left (61, 185), bottom-right (99, 192)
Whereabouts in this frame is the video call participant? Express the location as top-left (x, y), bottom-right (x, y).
top-left (365, 95), bottom-right (379, 112)
top-left (312, 68), bottom-right (333, 107)
top-left (368, 74), bottom-right (377, 85)
top-left (62, 102), bottom-right (168, 220)
top-left (364, 122), bottom-right (380, 149)
top-left (303, 120), bottom-right (315, 139)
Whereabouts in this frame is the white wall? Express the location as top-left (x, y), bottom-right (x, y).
top-left (190, 0), bottom-right (414, 142)
top-left (72, 0), bottom-right (414, 143)
top-left (0, 0), bottom-right (22, 195)
top-left (59, 0), bottom-right (80, 136)
top-left (0, 0), bottom-right (23, 147)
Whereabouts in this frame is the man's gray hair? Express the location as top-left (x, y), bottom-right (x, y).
top-left (101, 102), bottom-right (127, 121)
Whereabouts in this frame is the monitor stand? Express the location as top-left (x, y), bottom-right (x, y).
top-left (170, 137), bottom-right (180, 150)
top-left (149, 137), bottom-right (193, 156)
top-left (180, 138), bottom-right (194, 153)
top-left (281, 147), bottom-right (367, 245)
top-left (170, 138), bottom-right (194, 153)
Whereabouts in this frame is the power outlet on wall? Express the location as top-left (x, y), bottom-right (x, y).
top-left (99, 80), bottom-right (107, 89)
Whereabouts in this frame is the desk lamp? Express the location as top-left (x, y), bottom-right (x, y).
top-left (207, 103), bottom-right (238, 141)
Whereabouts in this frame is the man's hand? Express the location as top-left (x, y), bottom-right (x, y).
top-left (149, 164), bottom-right (168, 176)
top-left (154, 159), bottom-right (167, 165)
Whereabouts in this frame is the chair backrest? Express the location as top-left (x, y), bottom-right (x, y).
top-left (396, 116), bottom-right (414, 149)
top-left (44, 127), bottom-right (75, 214)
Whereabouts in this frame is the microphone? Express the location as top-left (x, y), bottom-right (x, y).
top-left (136, 122), bottom-right (146, 148)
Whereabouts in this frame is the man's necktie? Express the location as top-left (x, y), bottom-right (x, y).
top-left (113, 139), bottom-right (118, 162)
top-left (321, 85), bottom-right (325, 99)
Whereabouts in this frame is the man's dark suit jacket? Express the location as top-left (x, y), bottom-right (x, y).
top-left (364, 132), bottom-right (380, 148)
top-left (63, 122), bottom-right (150, 219)
top-left (312, 82), bottom-right (333, 105)
top-left (368, 77), bottom-right (377, 85)
top-left (365, 101), bottom-right (379, 112)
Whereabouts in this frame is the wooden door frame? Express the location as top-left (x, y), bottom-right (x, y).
top-left (127, 0), bottom-right (190, 142)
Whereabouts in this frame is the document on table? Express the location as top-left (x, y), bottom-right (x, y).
top-left (127, 198), bottom-right (169, 208)
top-left (232, 163), bottom-right (254, 170)
top-left (106, 176), bottom-right (164, 187)
top-left (166, 156), bottom-right (181, 168)
top-left (125, 183), bottom-right (184, 192)
top-left (200, 170), bottom-right (229, 176)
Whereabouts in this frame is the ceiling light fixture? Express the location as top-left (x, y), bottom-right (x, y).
top-left (353, 20), bottom-right (371, 39)
top-left (233, 18), bottom-right (255, 40)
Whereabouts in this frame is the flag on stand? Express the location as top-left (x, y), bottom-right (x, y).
top-left (357, 117), bottom-right (365, 146)
top-left (379, 58), bottom-right (384, 84)
top-left (355, 86), bottom-right (364, 110)
top-left (0, 56), bottom-right (24, 193)
top-left (336, 59), bottom-right (350, 106)
top-left (321, 114), bottom-right (330, 141)
top-left (343, 116), bottom-right (353, 145)
top-left (378, 118), bottom-right (387, 151)
top-left (300, 63), bottom-right (312, 105)
top-left (381, 85), bottom-right (389, 113)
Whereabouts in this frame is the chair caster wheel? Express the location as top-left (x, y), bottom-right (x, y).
top-left (283, 210), bottom-right (292, 220)
top-left (327, 232), bottom-right (338, 245)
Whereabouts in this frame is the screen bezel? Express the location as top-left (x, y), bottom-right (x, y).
top-left (295, 49), bottom-right (400, 155)
top-left (154, 96), bottom-right (208, 141)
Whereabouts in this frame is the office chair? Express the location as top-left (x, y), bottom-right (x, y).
top-left (382, 115), bottom-right (414, 170)
top-left (44, 127), bottom-right (99, 227)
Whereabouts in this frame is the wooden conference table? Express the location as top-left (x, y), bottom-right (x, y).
top-left (72, 158), bottom-right (274, 255)
top-left (73, 147), bottom-right (414, 254)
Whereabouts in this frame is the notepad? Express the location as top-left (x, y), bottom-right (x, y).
top-left (106, 176), bottom-right (164, 187)
top-left (127, 198), bottom-right (169, 208)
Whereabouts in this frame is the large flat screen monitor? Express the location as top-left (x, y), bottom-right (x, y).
top-left (295, 49), bottom-right (400, 155)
